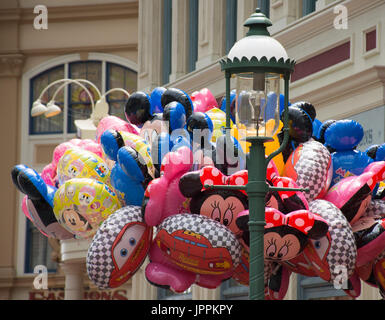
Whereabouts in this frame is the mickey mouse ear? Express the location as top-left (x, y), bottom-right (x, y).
top-left (163, 101), bottom-right (187, 132)
top-left (292, 101), bottom-right (316, 122)
top-left (281, 102), bottom-right (315, 143)
top-left (161, 88), bottom-right (193, 120)
top-left (150, 87), bottom-right (166, 114)
top-left (125, 91), bottom-right (152, 126)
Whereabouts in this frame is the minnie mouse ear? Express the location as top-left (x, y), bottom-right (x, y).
top-left (235, 210), bottom-right (249, 246)
top-left (307, 217), bottom-right (329, 240)
top-left (125, 91), bottom-right (152, 126)
top-left (179, 171), bottom-right (203, 198)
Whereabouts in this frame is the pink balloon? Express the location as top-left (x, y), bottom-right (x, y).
top-left (191, 88), bottom-right (218, 113)
top-left (323, 162), bottom-right (385, 225)
top-left (144, 146), bottom-right (193, 227)
top-left (96, 115), bottom-right (139, 144)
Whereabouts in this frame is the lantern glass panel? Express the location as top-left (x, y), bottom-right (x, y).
top-left (235, 72), bottom-right (281, 138)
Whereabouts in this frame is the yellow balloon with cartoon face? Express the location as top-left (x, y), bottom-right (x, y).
top-left (53, 178), bottom-right (121, 239)
top-left (57, 148), bottom-right (111, 186)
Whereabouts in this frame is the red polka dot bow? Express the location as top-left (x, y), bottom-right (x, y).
top-left (199, 166), bottom-right (248, 194)
top-left (265, 207), bottom-right (319, 235)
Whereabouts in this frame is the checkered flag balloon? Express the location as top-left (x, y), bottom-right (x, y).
top-left (284, 140), bottom-right (332, 202)
top-left (309, 199), bottom-right (357, 281)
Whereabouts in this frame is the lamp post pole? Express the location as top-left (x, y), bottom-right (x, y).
top-left (212, 8), bottom-right (297, 300)
top-left (246, 136), bottom-right (270, 299)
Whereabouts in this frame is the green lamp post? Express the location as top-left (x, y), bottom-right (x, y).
top-left (209, 9), bottom-right (297, 300)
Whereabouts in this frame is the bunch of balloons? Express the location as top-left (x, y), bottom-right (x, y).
top-left (10, 86), bottom-right (385, 299)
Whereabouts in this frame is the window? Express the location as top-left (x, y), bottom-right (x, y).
top-left (158, 287), bottom-right (192, 300)
top-left (30, 65), bottom-right (65, 134)
top-left (68, 61), bottom-right (102, 133)
top-left (258, 0), bottom-right (270, 18)
top-left (221, 278), bottom-right (249, 300)
top-left (225, 0), bottom-right (237, 54)
top-left (25, 220), bottom-right (57, 273)
top-left (162, 0), bottom-right (172, 84)
top-left (107, 62), bottom-right (137, 119)
top-left (297, 275), bottom-right (349, 300)
top-left (302, 0), bottom-right (317, 17)
top-left (188, 0), bottom-right (199, 72)
top-left (29, 61), bottom-right (137, 135)
top-left (25, 56), bottom-right (137, 274)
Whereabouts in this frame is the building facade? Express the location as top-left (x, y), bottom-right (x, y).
top-left (2, 0), bottom-right (385, 300)
top-left (137, 0), bottom-right (385, 300)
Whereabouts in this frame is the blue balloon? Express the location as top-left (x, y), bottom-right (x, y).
top-left (110, 164), bottom-right (144, 206)
top-left (164, 101), bottom-right (187, 132)
top-left (153, 131), bottom-right (191, 167)
top-left (324, 120), bottom-right (364, 151)
top-left (117, 147), bottom-right (145, 182)
top-left (13, 165), bottom-right (56, 207)
top-left (100, 129), bottom-right (122, 161)
top-left (150, 87), bottom-right (166, 114)
top-left (220, 89), bottom-right (236, 123)
top-left (109, 146), bottom-right (151, 206)
top-left (279, 94), bottom-right (291, 116)
top-left (312, 119), bottom-right (322, 139)
top-left (331, 149), bottom-right (373, 186)
top-left (264, 92), bottom-right (278, 122)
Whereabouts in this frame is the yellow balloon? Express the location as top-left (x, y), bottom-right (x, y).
top-left (119, 131), bottom-right (156, 179)
top-left (265, 121), bottom-right (285, 175)
top-left (53, 178), bottom-right (121, 239)
top-left (57, 148), bottom-right (111, 186)
top-left (231, 120), bottom-right (285, 175)
top-left (205, 108), bottom-right (234, 143)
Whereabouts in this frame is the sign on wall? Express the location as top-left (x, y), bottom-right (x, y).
top-left (349, 106), bottom-right (385, 151)
top-left (29, 288), bottom-right (128, 300)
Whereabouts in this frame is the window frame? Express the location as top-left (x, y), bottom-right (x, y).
top-left (162, 0), bottom-right (172, 84)
top-left (188, 0), bottom-right (199, 73)
top-left (225, 0), bottom-right (238, 54)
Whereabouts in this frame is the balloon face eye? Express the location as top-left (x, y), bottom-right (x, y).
top-left (129, 237), bottom-right (137, 246)
top-left (112, 224), bottom-right (146, 270)
top-left (120, 248), bottom-right (128, 257)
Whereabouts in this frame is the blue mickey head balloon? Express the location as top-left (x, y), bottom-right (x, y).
top-left (324, 119), bottom-right (373, 186)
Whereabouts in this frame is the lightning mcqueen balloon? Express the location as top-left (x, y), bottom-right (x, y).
top-left (145, 214), bottom-right (242, 293)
